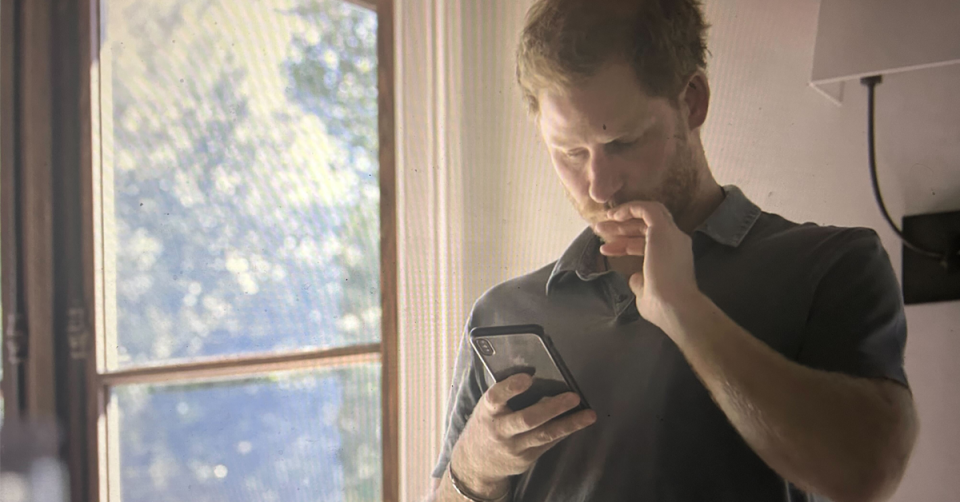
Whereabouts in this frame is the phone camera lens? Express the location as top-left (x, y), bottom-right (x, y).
top-left (477, 339), bottom-right (494, 356)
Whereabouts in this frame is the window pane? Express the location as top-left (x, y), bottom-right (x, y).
top-left (112, 364), bottom-right (381, 501)
top-left (102, 0), bottom-right (380, 367)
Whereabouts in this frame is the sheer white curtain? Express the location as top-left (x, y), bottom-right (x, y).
top-left (395, 0), bottom-right (466, 499)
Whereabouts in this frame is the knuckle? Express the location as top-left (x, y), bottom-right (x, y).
top-left (483, 393), bottom-right (504, 412)
top-left (480, 392), bottom-right (494, 409)
top-left (536, 430), bottom-right (556, 444)
top-left (479, 402), bottom-right (496, 420)
top-left (504, 439), bottom-right (523, 456)
top-left (519, 413), bottom-right (537, 430)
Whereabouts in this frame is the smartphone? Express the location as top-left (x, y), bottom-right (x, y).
top-left (469, 324), bottom-right (590, 417)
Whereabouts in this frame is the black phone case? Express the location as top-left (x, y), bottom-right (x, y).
top-left (469, 324), bottom-right (591, 415)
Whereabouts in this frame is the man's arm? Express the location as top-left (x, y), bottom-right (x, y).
top-left (663, 292), bottom-right (918, 502)
top-left (599, 201), bottom-right (918, 502)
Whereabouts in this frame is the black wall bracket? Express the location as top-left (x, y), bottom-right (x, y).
top-left (902, 209), bottom-right (960, 305)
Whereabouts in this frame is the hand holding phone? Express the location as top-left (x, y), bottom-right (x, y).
top-left (448, 372), bottom-right (597, 499)
top-left (445, 325), bottom-right (596, 498)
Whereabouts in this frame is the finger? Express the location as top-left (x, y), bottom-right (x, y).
top-left (629, 271), bottom-right (645, 295)
top-left (595, 219), bottom-right (648, 237)
top-left (599, 236), bottom-right (646, 256)
top-left (524, 436), bottom-right (564, 459)
top-left (522, 410), bottom-right (597, 457)
top-left (519, 434), bottom-right (569, 464)
top-left (515, 409), bottom-right (597, 450)
top-left (599, 241), bottom-right (627, 256)
top-left (483, 373), bottom-right (533, 414)
top-left (498, 392), bottom-right (582, 436)
top-left (608, 200), bottom-right (672, 225)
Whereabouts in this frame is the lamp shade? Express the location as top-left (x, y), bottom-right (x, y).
top-left (810, 0), bottom-right (960, 104)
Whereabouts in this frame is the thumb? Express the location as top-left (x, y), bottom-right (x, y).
top-left (629, 272), bottom-right (644, 296)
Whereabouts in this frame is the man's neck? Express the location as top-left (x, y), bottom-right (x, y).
top-left (605, 180), bottom-right (725, 278)
top-left (674, 179), bottom-right (726, 234)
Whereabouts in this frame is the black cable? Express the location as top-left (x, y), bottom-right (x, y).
top-left (861, 75), bottom-right (949, 260)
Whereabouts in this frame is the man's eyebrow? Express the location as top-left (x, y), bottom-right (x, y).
top-left (544, 133), bottom-right (579, 149)
top-left (606, 116), bottom-right (657, 137)
top-left (544, 116), bottom-right (656, 147)
top-left (606, 118), bottom-right (655, 140)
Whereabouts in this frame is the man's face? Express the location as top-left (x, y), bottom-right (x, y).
top-left (537, 63), bottom-right (701, 237)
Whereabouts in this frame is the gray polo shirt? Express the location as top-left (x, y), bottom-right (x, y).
top-left (432, 185), bottom-right (908, 502)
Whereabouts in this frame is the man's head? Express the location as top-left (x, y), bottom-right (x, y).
top-left (517, 0), bottom-right (714, 231)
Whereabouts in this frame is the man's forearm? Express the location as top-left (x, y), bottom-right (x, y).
top-left (659, 292), bottom-right (917, 502)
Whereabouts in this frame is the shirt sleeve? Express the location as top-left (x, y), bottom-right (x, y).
top-left (431, 316), bottom-right (488, 478)
top-left (797, 228), bottom-right (909, 386)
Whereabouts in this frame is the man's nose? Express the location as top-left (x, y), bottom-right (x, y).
top-left (587, 151), bottom-right (624, 205)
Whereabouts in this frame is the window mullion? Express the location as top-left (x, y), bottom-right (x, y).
top-left (98, 342), bottom-right (382, 387)
top-left (378, 0), bottom-right (399, 500)
top-left (343, 0), bottom-right (377, 12)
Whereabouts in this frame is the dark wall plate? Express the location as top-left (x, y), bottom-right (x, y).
top-left (902, 209), bottom-right (960, 305)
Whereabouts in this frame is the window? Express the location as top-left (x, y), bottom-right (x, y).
top-left (86, 0), bottom-right (396, 500)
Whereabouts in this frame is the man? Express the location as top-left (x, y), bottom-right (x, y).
top-left (428, 0), bottom-right (918, 500)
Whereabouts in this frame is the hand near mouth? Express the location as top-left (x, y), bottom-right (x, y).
top-left (596, 200), bottom-right (700, 327)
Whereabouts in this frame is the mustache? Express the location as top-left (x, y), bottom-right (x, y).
top-left (604, 193), bottom-right (651, 212)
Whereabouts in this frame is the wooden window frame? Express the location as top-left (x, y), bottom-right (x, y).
top-left (0, 0), bottom-right (21, 421)
top-left (1, 0), bottom-right (398, 500)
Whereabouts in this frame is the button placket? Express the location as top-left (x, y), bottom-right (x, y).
top-left (603, 275), bottom-right (636, 320)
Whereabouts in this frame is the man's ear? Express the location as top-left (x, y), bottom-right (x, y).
top-left (679, 70), bottom-right (710, 130)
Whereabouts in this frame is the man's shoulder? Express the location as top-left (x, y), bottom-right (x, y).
top-left (749, 210), bottom-right (889, 277)
top-left (751, 210), bottom-right (883, 254)
top-left (470, 262), bottom-right (557, 322)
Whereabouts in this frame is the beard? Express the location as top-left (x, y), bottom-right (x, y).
top-left (567, 127), bottom-right (702, 230)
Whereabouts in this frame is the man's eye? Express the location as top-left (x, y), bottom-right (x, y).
top-left (564, 149), bottom-right (587, 159)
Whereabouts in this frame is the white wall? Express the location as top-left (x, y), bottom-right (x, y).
top-left (459, 0), bottom-right (584, 310)
top-left (427, 0), bottom-right (960, 501)
top-left (702, 4), bottom-right (960, 500)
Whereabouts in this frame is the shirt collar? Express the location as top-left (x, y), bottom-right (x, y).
top-left (545, 227), bottom-right (605, 295)
top-left (695, 185), bottom-right (762, 247)
top-left (545, 185), bottom-right (761, 295)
